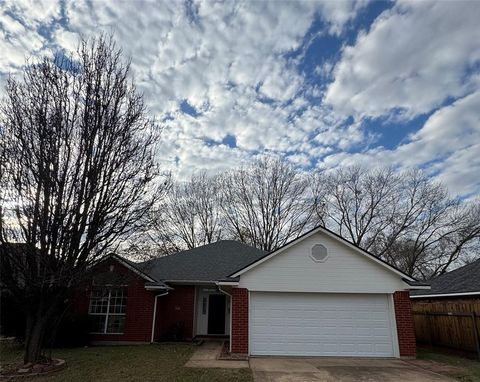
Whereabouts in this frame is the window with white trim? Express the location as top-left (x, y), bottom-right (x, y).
top-left (88, 287), bottom-right (127, 334)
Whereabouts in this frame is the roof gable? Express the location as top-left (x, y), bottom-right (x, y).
top-left (230, 225), bottom-right (416, 282)
top-left (236, 230), bottom-right (413, 293)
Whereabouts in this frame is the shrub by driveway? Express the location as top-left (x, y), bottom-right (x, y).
top-left (0, 342), bottom-right (252, 382)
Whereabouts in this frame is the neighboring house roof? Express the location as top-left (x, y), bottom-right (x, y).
top-left (411, 258), bottom-right (480, 298)
top-left (138, 240), bottom-right (266, 282)
top-left (229, 224), bottom-right (419, 284)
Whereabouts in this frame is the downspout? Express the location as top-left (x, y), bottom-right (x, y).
top-left (150, 291), bottom-right (169, 343)
top-left (218, 285), bottom-right (232, 353)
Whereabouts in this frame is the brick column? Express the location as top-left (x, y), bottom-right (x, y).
top-left (393, 291), bottom-right (416, 357)
top-left (231, 288), bottom-right (248, 354)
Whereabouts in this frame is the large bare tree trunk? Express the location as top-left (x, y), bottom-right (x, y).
top-left (24, 312), bottom-right (48, 364)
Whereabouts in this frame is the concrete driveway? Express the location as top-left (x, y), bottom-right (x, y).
top-left (249, 357), bottom-right (454, 382)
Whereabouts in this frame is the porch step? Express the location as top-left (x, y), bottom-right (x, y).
top-left (185, 340), bottom-right (249, 369)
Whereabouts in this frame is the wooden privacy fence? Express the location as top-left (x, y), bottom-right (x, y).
top-left (412, 300), bottom-right (480, 359)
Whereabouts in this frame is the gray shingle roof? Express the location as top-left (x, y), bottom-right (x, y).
top-left (411, 258), bottom-right (480, 296)
top-left (108, 254), bottom-right (170, 290)
top-left (139, 240), bottom-right (266, 282)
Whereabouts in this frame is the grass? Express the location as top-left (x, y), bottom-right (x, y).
top-left (417, 347), bottom-right (480, 382)
top-left (0, 342), bottom-right (252, 382)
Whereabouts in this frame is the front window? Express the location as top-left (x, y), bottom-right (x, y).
top-left (88, 287), bottom-right (127, 334)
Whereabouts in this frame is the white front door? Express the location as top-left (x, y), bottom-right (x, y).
top-left (249, 292), bottom-right (396, 357)
top-left (195, 286), bottom-right (230, 336)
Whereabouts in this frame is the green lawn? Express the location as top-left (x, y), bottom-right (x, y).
top-left (0, 342), bottom-right (252, 382)
top-left (417, 347), bottom-right (480, 382)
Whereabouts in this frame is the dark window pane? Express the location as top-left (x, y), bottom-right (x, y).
top-left (89, 288), bottom-right (109, 314)
top-left (107, 315), bottom-right (125, 334)
top-left (90, 315), bottom-right (107, 333)
top-left (108, 288), bottom-right (127, 314)
top-left (89, 287), bottom-right (127, 334)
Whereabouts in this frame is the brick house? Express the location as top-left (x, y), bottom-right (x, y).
top-left (76, 225), bottom-right (429, 358)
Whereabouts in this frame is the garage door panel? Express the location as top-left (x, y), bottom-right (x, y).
top-left (250, 292), bottom-right (395, 357)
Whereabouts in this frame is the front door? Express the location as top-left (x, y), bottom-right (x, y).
top-left (207, 294), bottom-right (226, 334)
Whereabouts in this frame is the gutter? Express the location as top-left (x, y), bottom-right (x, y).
top-left (217, 281), bottom-right (239, 286)
top-left (411, 291), bottom-right (480, 299)
top-left (150, 291), bottom-right (169, 343)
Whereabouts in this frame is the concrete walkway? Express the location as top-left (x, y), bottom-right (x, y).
top-left (184, 341), bottom-right (249, 369)
top-left (250, 357), bottom-right (455, 382)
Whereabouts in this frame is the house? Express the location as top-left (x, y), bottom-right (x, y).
top-left (410, 258), bottom-right (480, 301)
top-left (74, 225), bottom-right (429, 358)
top-left (409, 259), bottom-right (480, 355)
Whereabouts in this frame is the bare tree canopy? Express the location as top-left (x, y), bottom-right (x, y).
top-left (148, 172), bottom-right (224, 254)
top-left (221, 157), bottom-right (317, 252)
top-left (312, 166), bottom-right (480, 278)
top-left (143, 159), bottom-right (479, 277)
top-left (0, 35), bottom-right (161, 363)
top-left (311, 166), bottom-right (400, 250)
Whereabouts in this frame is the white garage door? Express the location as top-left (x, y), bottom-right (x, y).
top-left (250, 292), bottom-right (396, 357)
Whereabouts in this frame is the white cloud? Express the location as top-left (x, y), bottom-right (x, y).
top-left (53, 29), bottom-right (80, 53)
top-left (318, 0), bottom-right (370, 35)
top-left (325, 1), bottom-right (480, 119)
top-left (1, 0), bottom-right (478, 199)
top-left (322, 91), bottom-right (480, 197)
top-left (54, 0), bottom-right (369, 178)
top-left (0, 0), bottom-right (368, 172)
top-left (0, 0), bottom-right (62, 76)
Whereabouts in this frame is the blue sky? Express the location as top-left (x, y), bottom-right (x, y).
top-left (1, 0), bottom-right (479, 198)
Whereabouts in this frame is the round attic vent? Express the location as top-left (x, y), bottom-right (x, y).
top-left (310, 244), bottom-right (328, 262)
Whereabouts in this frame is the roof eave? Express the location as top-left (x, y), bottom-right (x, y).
top-left (411, 291), bottom-right (480, 299)
top-left (98, 254), bottom-right (157, 283)
top-left (402, 277), bottom-right (431, 290)
top-left (163, 279), bottom-right (218, 285)
top-left (216, 280), bottom-right (239, 286)
top-left (145, 285), bottom-right (173, 291)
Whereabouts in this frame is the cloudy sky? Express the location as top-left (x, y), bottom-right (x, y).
top-left (1, 0), bottom-right (479, 198)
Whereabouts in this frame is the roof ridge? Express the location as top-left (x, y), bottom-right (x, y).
top-left (140, 239), bottom-right (265, 266)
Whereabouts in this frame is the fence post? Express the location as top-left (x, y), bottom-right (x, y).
top-left (472, 312), bottom-right (480, 360)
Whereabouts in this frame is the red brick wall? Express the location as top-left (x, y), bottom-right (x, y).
top-left (154, 285), bottom-right (195, 341)
top-left (231, 288), bottom-right (249, 354)
top-left (73, 258), bottom-right (155, 343)
top-left (393, 291), bottom-right (416, 357)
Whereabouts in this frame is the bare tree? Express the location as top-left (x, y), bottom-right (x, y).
top-left (311, 166), bottom-right (401, 251)
top-left (148, 172), bottom-right (225, 253)
top-left (377, 171), bottom-right (480, 277)
top-left (312, 166), bottom-right (480, 278)
top-left (221, 157), bottom-right (316, 251)
top-left (0, 35), bottom-right (161, 363)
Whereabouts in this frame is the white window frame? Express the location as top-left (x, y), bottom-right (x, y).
top-left (88, 286), bottom-right (127, 335)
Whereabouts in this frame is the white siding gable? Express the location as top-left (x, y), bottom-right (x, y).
top-left (238, 232), bottom-right (408, 293)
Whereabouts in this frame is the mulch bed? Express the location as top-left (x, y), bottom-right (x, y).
top-left (217, 341), bottom-right (248, 361)
top-left (0, 358), bottom-right (66, 379)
